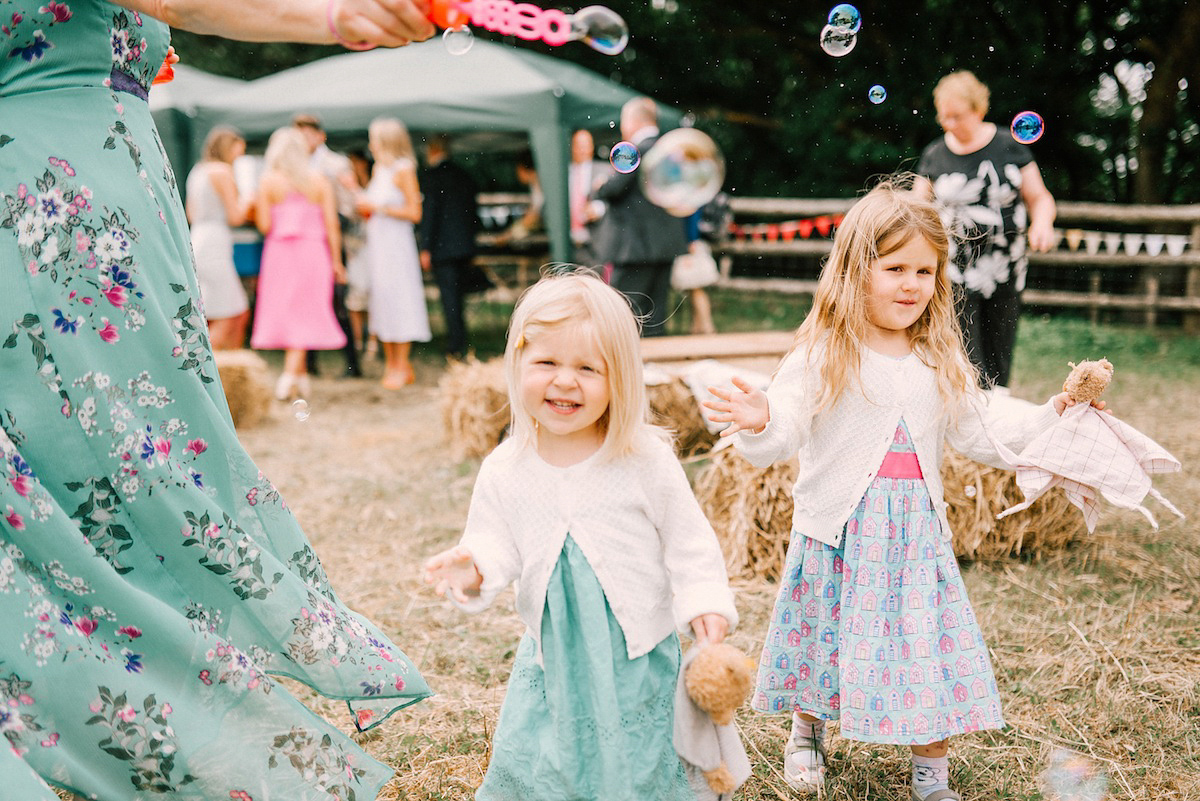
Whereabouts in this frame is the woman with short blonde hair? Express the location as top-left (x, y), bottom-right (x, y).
top-left (916, 70), bottom-right (1057, 392)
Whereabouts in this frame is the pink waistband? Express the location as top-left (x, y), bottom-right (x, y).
top-left (877, 450), bottom-right (923, 479)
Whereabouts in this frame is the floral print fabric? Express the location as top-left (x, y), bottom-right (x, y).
top-left (917, 131), bottom-right (1035, 299)
top-left (0, 2), bottom-right (429, 798)
top-left (753, 422), bottom-right (1005, 745)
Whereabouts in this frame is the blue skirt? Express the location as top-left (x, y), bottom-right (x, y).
top-left (753, 473), bottom-right (1005, 745)
top-left (477, 536), bottom-right (695, 801)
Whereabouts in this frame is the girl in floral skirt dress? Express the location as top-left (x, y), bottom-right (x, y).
top-left (705, 177), bottom-right (1097, 801)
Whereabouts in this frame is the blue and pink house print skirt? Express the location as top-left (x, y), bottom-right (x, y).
top-left (752, 421), bottom-right (1005, 745)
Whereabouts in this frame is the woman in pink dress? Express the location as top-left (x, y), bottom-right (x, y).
top-left (251, 126), bottom-right (347, 400)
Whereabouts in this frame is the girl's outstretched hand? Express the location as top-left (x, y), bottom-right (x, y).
top-left (1051, 392), bottom-right (1111, 416)
top-left (422, 545), bottom-right (483, 603)
top-left (690, 613), bottom-right (728, 645)
top-left (704, 376), bottom-right (770, 437)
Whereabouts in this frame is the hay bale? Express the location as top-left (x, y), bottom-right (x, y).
top-left (438, 357), bottom-right (716, 461)
top-left (438, 358), bottom-right (510, 462)
top-left (213, 349), bottom-right (272, 430)
top-left (694, 446), bottom-right (1087, 582)
top-left (941, 448), bottom-right (1085, 561)
top-left (647, 379), bottom-right (717, 458)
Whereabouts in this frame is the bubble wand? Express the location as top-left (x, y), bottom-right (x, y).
top-left (429, 0), bottom-right (629, 54)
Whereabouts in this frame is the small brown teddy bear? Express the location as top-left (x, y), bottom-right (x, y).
top-left (1062, 358), bottom-right (1114, 405)
top-left (675, 642), bottom-right (755, 799)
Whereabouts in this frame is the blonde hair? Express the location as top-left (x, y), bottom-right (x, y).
top-left (790, 174), bottom-right (979, 414)
top-left (504, 269), bottom-right (664, 460)
top-left (933, 70), bottom-right (990, 116)
top-left (368, 117), bottom-right (415, 164)
top-left (201, 125), bottom-right (244, 164)
top-left (263, 126), bottom-right (316, 190)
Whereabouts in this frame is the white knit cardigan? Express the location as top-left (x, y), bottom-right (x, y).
top-left (454, 435), bottom-right (738, 660)
top-left (735, 346), bottom-right (1060, 548)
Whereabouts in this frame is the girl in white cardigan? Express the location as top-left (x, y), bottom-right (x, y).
top-left (424, 270), bottom-right (738, 801)
top-left (705, 178), bottom-right (1092, 801)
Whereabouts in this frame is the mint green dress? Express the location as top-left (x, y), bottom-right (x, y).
top-left (477, 536), bottom-right (696, 801)
top-left (0, 3), bottom-right (430, 799)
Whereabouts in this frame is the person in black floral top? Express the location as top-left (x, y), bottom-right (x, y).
top-left (916, 71), bottom-right (1057, 391)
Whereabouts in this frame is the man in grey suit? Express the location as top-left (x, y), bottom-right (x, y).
top-left (592, 97), bottom-right (687, 337)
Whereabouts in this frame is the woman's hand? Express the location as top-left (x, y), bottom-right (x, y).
top-left (1051, 392), bottom-right (1110, 416)
top-left (422, 545), bottom-right (483, 603)
top-left (333, 260), bottom-right (348, 285)
top-left (1028, 219), bottom-right (1057, 253)
top-left (328, 0), bottom-right (435, 48)
top-left (690, 613), bottom-right (728, 645)
top-left (704, 376), bottom-right (770, 437)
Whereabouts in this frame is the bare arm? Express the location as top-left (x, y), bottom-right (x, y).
top-left (317, 177), bottom-right (345, 278)
top-left (1020, 162), bottom-right (1057, 252)
top-left (391, 164), bottom-right (422, 224)
top-left (115, 0), bottom-right (434, 46)
top-left (254, 175), bottom-right (276, 236)
top-left (209, 165), bottom-right (248, 227)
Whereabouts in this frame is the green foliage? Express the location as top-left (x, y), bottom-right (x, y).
top-left (172, 2), bottom-right (1198, 201)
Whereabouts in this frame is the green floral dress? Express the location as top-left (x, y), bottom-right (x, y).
top-left (0, 3), bottom-right (430, 799)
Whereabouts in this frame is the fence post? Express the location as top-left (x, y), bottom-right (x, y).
top-left (1186, 222), bottom-right (1200, 335)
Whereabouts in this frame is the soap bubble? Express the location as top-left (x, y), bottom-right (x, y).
top-left (570, 6), bottom-right (629, 55)
top-left (827, 3), bottom-right (861, 33)
top-left (442, 25), bottom-right (474, 55)
top-left (1011, 111), bottom-right (1045, 144)
top-left (819, 24), bottom-right (857, 57)
top-left (964, 485), bottom-right (977, 498)
top-left (292, 399), bottom-right (310, 422)
top-left (639, 127), bottom-right (725, 217)
top-left (868, 84), bottom-right (887, 104)
top-left (609, 141), bottom-right (641, 173)
top-left (1039, 748), bottom-right (1108, 801)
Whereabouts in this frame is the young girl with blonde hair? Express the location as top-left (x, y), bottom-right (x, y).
top-left (250, 126), bottom-right (346, 400)
top-left (706, 176), bottom-right (1092, 801)
top-left (424, 269), bottom-right (737, 800)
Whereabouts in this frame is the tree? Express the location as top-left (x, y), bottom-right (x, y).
top-left (168, 1), bottom-right (1197, 202)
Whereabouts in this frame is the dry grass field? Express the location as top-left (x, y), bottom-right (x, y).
top-left (237, 314), bottom-right (1200, 801)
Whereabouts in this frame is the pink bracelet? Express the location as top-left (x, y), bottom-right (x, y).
top-left (326, 0), bottom-right (376, 51)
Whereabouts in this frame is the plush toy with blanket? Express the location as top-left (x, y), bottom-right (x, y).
top-left (996, 359), bottom-right (1183, 531)
top-left (673, 642), bottom-right (754, 801)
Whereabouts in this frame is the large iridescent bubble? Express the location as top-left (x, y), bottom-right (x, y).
top-left (1011, 111), bottom-right (1045, 144)
top-left (868, 84), bottom-right (887, 104)
top-left (570, 5), bottom-right (629, 55)
top-left (827, 3), bottom-right (861, 33)
top-left (819, 24), bottom-right (857, 57)
top-left (1039, 748), bottom-right (1108, 801)
top-left (442, 25), bottom-right (474, 55)
top-left (609, 141), bottom-right (641, 173)
top-left (638, 128), bottom-right (725, 217)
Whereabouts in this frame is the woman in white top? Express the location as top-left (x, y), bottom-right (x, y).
top-left (185, 125), bottom-right (251, 349)
top-left (356, 117), bottom-right (430, 390)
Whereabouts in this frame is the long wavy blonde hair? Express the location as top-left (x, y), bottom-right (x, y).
top-left (790, 174), bottom-right (979, 414)
top-left (504, 268), bottom-right (666, 461)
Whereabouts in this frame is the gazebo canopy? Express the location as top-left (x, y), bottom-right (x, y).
top-left (151, 40), bottom-right (682, 260)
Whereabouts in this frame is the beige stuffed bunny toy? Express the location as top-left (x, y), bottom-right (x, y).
top-left (674, 643), bottom-right (755, 800)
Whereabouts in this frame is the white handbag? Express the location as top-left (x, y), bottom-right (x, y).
top-left (671, 241), bottom-right (720, 291)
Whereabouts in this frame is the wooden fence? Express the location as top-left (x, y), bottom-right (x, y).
top-left (717, 197), bottom-right (1200, 331)
top-left (473, 193), bottom-right (1200, 331)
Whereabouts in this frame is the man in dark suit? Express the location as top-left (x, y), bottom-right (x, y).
top-left (419, 134), bottom-right (480, 360)
top-left (591, 97), bottom-right (687, 337)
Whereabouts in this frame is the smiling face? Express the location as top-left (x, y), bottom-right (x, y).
top-left (864, 234), bottom-right (938, 353)
top-left (519, 323), bottom-right (611, 462)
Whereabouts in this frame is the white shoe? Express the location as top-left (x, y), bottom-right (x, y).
top-left (783, 717), bottom-right (826, 791)
top-left (296, 374), bottom-right (312, 399)
top-left (274, 373), bottom-right (295, 401)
